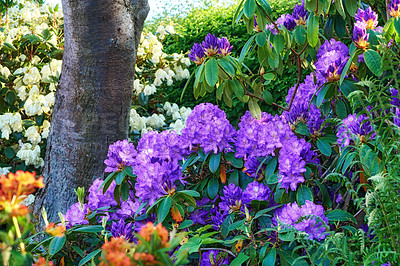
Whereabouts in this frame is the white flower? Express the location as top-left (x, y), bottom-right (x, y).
top-left (24, 98), bottom-right (42, 116)
top-left (133, 79), bottom-right (144, 95)
top-left (25, 126), bottom-right (42, 144)
top-left (41, 120), bottom-right (51, 138)
top-left (129, 109), bottom-right (147, 132)
top-left (165, 25), bottom-right (175, 34)
top-left (156, 25), bottom-right (166, 39)
top-left (146, 114), bottom-right (165, 128)
top-left (143, 84), bottom-right (156, 96)
top-left (0, 113), bottom-right (13, 139)
top-left (9, 113), bottom-right (23, 132)
top-left (0, 167), bottom-right (11, 176)
top-left (41, 65), bottom-right (52, 82)
top-left (170, 119), bottom-right (185, 135)
top-left (16, 141), bottom-right (44, 168)
top-left (23, 67), bottom-right (41, 85)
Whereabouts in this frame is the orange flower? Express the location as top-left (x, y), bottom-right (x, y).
top-left (138, 222), bottom-right (169, 248)
top-left (170, 205), bottom-right (183, 223)
top-left (100, 237), bottom-right (133, 266)
top-left (0, 171), bottom-right (44, 217)
top-left (33, 257), bottom-right (54, 266)
top-left (45, 222), bottom-right (66, 237)
top-left (133, 253), bottom-right (158, 266)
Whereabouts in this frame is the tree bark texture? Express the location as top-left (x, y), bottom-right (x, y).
top-left (33, 0), bottom-right (149, 224)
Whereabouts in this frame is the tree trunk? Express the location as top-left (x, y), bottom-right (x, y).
top-left (33, 0), bottom-right (149, 224)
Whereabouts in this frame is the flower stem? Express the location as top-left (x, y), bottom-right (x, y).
top-left (12, 216), bottom-right (25, 254)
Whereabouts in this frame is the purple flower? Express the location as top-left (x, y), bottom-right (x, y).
top-left (64, 202), bottom-right (88, 228)
top-left (275, 200), bottom-right (328, 240)
top-left (315, 39), bottom-right (349, 82)
top-left (181, 103), bottom-right (236, 154)
top-left (390, 0), bottom-right (400, 17)
top-left (200, 250), bottom-right (230, 266)
top-left (188, 43), bottom-right (206, 65)
top-left (355, 7), bottom-right (378, 29)
top-left (390, 87), bottom-right (400, 107)
top-left (266, 14), bottom-right (296, 34)
top-left (219, 183), bottom-right (244, 213)
top-left (111, 220), bottom-right (135, 242)
top-left (87, 179), bottom-right (117, 211)
top-left (337, 114), bottom-right (375, 147)
top-left (394, 108), bottom-right (400, 127)
top-left (353, 21), bottom-right (369, 49)
top-left (218, 37), bottom-right (233, 56)
top-left (292, 4), bottom-right (308, 26)
top-left (286, 73), bottom-right (322, 108)
top-left (244, 156), bottom-right (267, 179)
top-left (242, 181), bottom-right (271, 204)
top-left (104, 139), bottom-right (137, 172)
top-left (202, 33), bottom-right (220, 57)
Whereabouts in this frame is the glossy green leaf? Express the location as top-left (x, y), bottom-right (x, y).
top-left (49, 236), bottom-right (66, 256)
top-left (394, 17), bottom-right (400, 36)
top-left (205, 58), bottom-right (219, 87)
top-left (243, 0), bottom-right (256, 19)
top-left (230, 79), bottom-right (244, 99)
top-left (178, 220), bottom-right (194, 229)
top-left (364, 49), bottom-right (383, 76)
top-left (218, 58), bottom-right (235, 77)
top-left (294, 26), bottom-right (306, 46)
top-left (326, 209), bottom-right (357, 223)
top-left (257, 0), bottom-right (272, 14)
top-left (4, 147), bottom-right (15, 159)
top-left (307, 13), bottom-right (319, 47)
top-left (209, 153), bottom-right (221, 173)
top-left (344, 0), bottom-right (358, 17)
top-left (317, 138), bottom-right (332, 156)
top-left (157, 196), bottom-right (172, 224)
top-left (296, 186), bottom-right (314, 206)
top-left (225, 152), bottom-right (244, 168)
top-left (231, 252), bottom-right (250, 266)
top-left (78, 249), bottom-right (101, 266)
top-left (6, 91), bottom-right (16, 105)
top-left (263, 248), bottom-right (276, 266)
top-left (273, 34), bottom-right (285, 54)
top-left (249, 98), bottom-right (261, 120)
top-left (335, 0), bottom-right (346, 18)
top-left (207, 177), bottom-right (219, 200)
top-left (256, 31), bottom-right (267, 47)
top-left (316, 84), bottom-right (330, 107)
top-left (262, 89), bottom-right (273, 105)
top-left (336, 98), bottom-right (348, 119)
top-left (315, 180), bottom-right (332, 208)
top-left (115, 171), bottom-right (125, 185)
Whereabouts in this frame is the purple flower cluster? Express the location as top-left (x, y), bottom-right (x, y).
top-left (111, 220), bottom-right (135, 242)
top-left (104, 139), bottom-right (137, 172)
top-left (134, 131), bottom-right (186, 205)
top-left (181, 103), bottom-right (236, 154)
top-left (275, 200), bottom-right (328, 240)
top-left (243, 156), bottom-right (267, 179)
top-left (87, 179), bottom-right (117, 211)
top-left (200, 250), bottom-right (230, 266)
top-left (355, 7), bottom-right (378, 29)
top-left (315, 39), bottom-right (349, 82)
top-left (337, 114), bottom-right (375, 147)
top-left (292, 3), bottom-right (308, 26)
top-left (283, 103), bottom-right (324, 136)
top-left (64, 203), bottom-right (88, 228)
top-left (242, 181), bottom-right (271, 204)
top-left (353, 21), bottom-right (369, 49)
top-left (286, 74), bottom-right (321, 108)
top-left (390, 0), bottom-right (400, 17)
top-left (265, 3), bottom-right (307, 33)
top-left (188, 33), bottom-right (232, 65)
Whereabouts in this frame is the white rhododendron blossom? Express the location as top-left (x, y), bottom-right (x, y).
top-left (16, 141), bottom-right (44, 168)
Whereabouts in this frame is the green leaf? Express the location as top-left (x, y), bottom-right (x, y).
top-left (49, 235), bottom-right (66, 256)
top-left (123, 166), bottom-right (134, 177)
top-left (315, 180), bottom-right (332, 208)
top-left (316, 84), bottom-right (330, 107)
top-left (326, 209), bottom-right (357, 223)
top-left (344, 0), bottom-right (358, 17)
top-left (336, 98), bottom-right (348, 119)
top-left (257, 0), bottom-right (272, 15)
top-left (256, 31), bottom-right (267, 47)
top-left (394, 17), bottom-right (400, 36)
top-left (6, 91), bottom-right (16, 105)
top-left (296, 186), bottom-right (314, 206)
top-left (121, 182), bottom-right (130, 202)
top-left (229, 170), bottom-right (240, 186)
top-left (178, 190), bottom-right (200, 197)
top-left (243, 0), bottom-right (256, 19)
top-left (249, 98), bottom-right (261, 120)
top-left (340, 79), bottom-right (359, 98)
top-left (317, 138), bottom-right (332, 156)
top-left (207, 177), bottom-right (219, 200)
top-left (72, 225), bottom-right (104, 233)
top-left (225, 152), bottom-right (243, 168)
top-left (294, 26), bottom-right (306, 46)
top-left (209, 153), bottom-right (221, 173)
top-left (3, 43), bottom-right (17, 51)
top-left (115, 171), bottom-right (125, 185)
top-left (205, 58), bottom-right (219, 87)
top-left (364, 49), bottom-right (383, 76)
top-left (78, 249), bottom-right (101, 266)
top-left (262, 89), bottom-right (273, 105)
top-left (335, 0), bottom-right (346, 18)
top-left (4, 147), bottom-right (15, 159)
top-left (221, 213), bottom-right (234, 238)
top-left (264, 156), bottom-right (277, 180)
top-left (307, 13), bottom-right (319, 47)
top-left (178, 220), bottom-right (194, 229)
top-left (273, 34), bottom-right (285, 54)
top-left (231, 252), bottom-right (250, 266)
top-left (218, 58), bottom-right (235, 77)
top-left (239, 35), bottom-right (256, 64)
top-left (230, 79), bottom-right (244, 99)
top-left (339, 50), bottom-right (356, 85)
top-left (263, 248), bottom-right (276, 266)
top-left (294, 122), bottom-right (310, 137)
top-left (157, 197), bottom-right (172, 224)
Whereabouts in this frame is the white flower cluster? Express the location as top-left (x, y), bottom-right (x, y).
top-left (134, 27), bottom-right (190, 96)
top-left (129, 102), bottom-right (192, 135)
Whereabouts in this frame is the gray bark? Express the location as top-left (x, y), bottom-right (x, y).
top-left (33, 0), bottom-right (149, 224)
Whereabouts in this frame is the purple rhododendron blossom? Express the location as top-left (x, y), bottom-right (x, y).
top-left (202, 33), bottom-right (220, 56)
top-left (337, 114), bottom-right (375, 147)
top-left (110, 220), bottom-right (135, 242)
top-left (64, 202), bottom-right (88, 228)
top-left (244, 156), bottom-right (267, 179)
top-left (218, 37), bottom-right (233, 56)
top-left (87, 179), bottom-right (117, 211)
top-left (353, 21), bottom-right (369, 49)
top-left (219, 183), bottom-right (244, 213)
top-left (181, 103), bottom-right (236, 154)
top-left (292, 3), bottom-right (308, 25)
top-left (242, 181), bottom-right (271, 204)
top-left (355, 7), bottom-right (378, 29)
top-left (390, 0), bottom-right (400, 17)
top-left (188, 43), bottom-right (206, 65)
top-left (200, 250), bottom-right (230, 266)
top-left (315, 39), bottom-right (349, 82)
top-left (275, 200), bottom-right (328, 240)
top-left (104, 139), bottom-right (137, 172)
